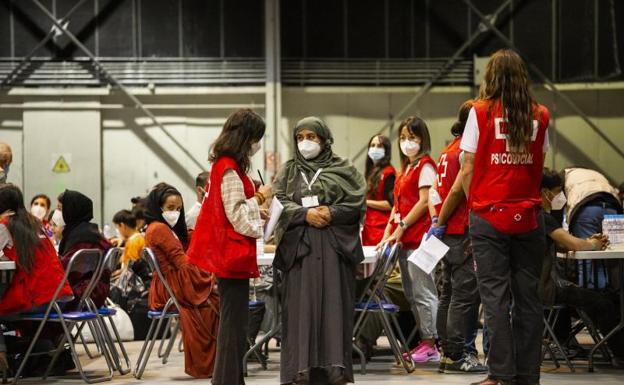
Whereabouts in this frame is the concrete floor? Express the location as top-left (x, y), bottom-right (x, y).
top-left (12, 336), bottom-right (624, 384)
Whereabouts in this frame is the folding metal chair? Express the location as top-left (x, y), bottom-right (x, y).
top-left (83, 247), bottom-right (132, 375)
top-left (133, 247), bottom-right (180, 379)
top-left (11, 249), bottom-right (114, 384)
top-left (353, 243), bottom-right (415, 374)
top-left (542, 304), bottom-right (575, 372)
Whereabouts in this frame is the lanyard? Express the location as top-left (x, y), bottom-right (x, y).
top-left (301, 168), bottom-right (323, 191)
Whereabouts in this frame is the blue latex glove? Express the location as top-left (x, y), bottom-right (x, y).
top-left (426, 223), bottom-right (447, 240)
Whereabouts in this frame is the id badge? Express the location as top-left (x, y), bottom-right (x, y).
top-left (394, 212), bottom-right (401, 224)
top-left (302, 195), bottom-right (320, 208)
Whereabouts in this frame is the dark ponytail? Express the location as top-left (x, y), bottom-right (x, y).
top-left (0, 185), bottom-right (41, 272)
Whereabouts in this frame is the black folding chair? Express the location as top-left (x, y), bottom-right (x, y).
top-left (11, 249), bottom-right (114, 384)
top-left (133, 247), bottom-right (180, 379)
top-left (542, 304), bottom-right (575, 372)
top-left (353, 243), bottom-right (415, 374)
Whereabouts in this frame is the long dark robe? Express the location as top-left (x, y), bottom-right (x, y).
top-left (277, 176), bottom-right (363, 385)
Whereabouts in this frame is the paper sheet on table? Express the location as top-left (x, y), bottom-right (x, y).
top-left (263, 197), bottom-right (284, 242)
top-left (407, 233), bottom-right (450, 274)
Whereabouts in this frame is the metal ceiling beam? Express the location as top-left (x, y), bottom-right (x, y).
top-left (30, 0), bottom-right (206, 175)
top-left (463, 0), bottom-right (624, 162)
top-left (1, 0), bottom-right (92, 86)
top-left (351, 0), bottom-right (515, 163)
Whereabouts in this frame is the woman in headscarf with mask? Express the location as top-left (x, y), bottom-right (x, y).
top-left (273, 117), bottom-right (366, 385)
top-left (57, 189), bottom-right (112, 309)
top-left (144, 182), bottom-right (219, 379)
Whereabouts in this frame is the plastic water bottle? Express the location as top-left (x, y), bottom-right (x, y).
top-left (256, 238), bottom-right (264, 258)
top-left (103, 224), bottom-right (116, 239)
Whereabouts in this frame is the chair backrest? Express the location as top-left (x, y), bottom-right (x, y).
top-left (67, 248), bottom-right (105, 308)
top-left (142, 247), bottom-right (182, 311)
top-left (356, 243), bottom-right (399, 305)
top-left (102, 247), bottom-right (123, 273)
top-left (372, 243), bottom-right (400, 298)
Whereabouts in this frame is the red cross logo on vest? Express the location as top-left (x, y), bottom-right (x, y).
top-left (494, 118), bottom-right (539, 152)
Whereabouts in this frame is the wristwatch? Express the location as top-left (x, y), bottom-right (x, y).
top-left (399, 221), bottom-right (407, 229)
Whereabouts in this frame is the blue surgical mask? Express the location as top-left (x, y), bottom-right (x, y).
top-left (368, 147), bottom-right (385, 162)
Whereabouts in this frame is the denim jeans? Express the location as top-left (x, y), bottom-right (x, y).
top-left (569, 204), bottom-right (617, 289)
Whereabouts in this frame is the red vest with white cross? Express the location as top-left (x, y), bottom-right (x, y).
top-left (435, 137), bottom-right (469, 235)
top-left (469, 99), bottom-right (549, 234)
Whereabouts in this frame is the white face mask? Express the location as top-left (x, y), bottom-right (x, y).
top-left (400, 140), bottom-right (420, 157)
top-left (368, 147), bottom-right (385, 162)
top-left (162, 210), bottom-right (181, 227)
top-left (250, 141), bottom-right (261, 156)
top-left (31, 205), bottom-right (47, 220)
top-left (550, 191), bottom-right (567, 210)
top-left (52, 209), bottom-right (65, 228)
top-left (298, 140), bottom-right (322, 160)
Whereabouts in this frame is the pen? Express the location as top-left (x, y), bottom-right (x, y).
top-left (257, 170), bottom-right (265, 185)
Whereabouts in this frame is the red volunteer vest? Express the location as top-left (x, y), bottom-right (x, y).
top-left (394, 155), bottom-right (436, 250)
top-left (188, 157), bottom-right (259, 279)
top-left (0, 220), bottom-right (73, 315)
top-left (362, 165), bottom-right (395, 246)
top-left (469, 99), bottom-right (549, 234)
top-left (435, 137), bottom-right (469, 235)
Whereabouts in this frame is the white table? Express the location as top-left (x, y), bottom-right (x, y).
top-left (558, 249), bottom-right (624, 371)
top-left (256, 246), bottom-right (379, 266)
top-left (0, 261), bottom-right (16, 298)
top-left (0, 261), bottom-right (15, 270)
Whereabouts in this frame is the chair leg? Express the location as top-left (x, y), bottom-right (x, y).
top-left (133, 318), bottom-right (158, 379)
top-left (162, 319), bottom-right (180, 364)
top-left (96, 315), bottom-right (128, 375)
top-left (352, 342), bottom-right (367, 375)
top-left (247, 337), bottom-right (267, 369)
top-left (406, 325), bottom-right (419, 348)
top-left (543, 313), bottom-right (574, 372)
top-left (105, 316), bottom-right (132, 374)
top-left (78, 322), bottom-right (98, 359)
top-left (578, 309), bottom-right (612, 363)
top-left (135, 316), bottom-right (167, 379)
top-left (158, 318), bottom-right (174, 358)
top-left (57, 318), bottom-right (113, 384)
top-left (380, 311), bottom-right (414, 373)
top-left (389, 312), bottom-right (415, 372)
top-left (243, 322), bottom-right (281, 376)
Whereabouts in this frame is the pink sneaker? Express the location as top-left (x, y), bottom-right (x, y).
top-left (411, 345), bottom-right (440, 363)
top-left (402, 342), bottom-right (427, 360)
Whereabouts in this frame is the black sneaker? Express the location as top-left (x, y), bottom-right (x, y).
top-left (438, 355), bottom-right (451, 373)
top-left (444, 353), bottom-right (488, 374)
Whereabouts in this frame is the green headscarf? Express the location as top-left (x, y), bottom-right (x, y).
top-left (273, 117), bottom-right (366, 245)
